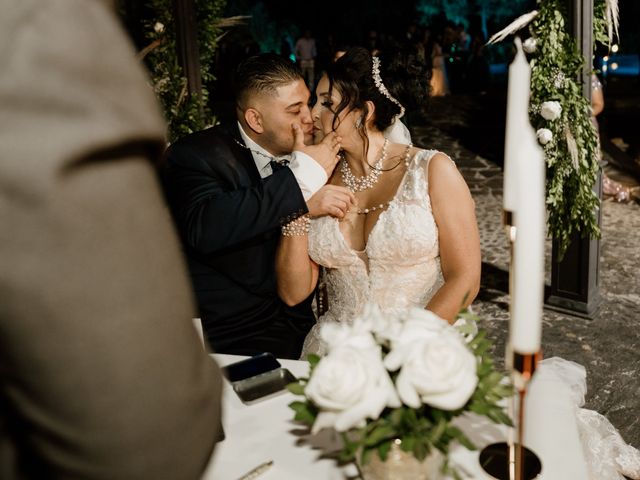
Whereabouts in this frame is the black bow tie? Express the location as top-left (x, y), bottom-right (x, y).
top-left (270, 159), bottom-right (289, 171)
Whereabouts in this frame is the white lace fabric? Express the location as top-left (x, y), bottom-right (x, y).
top-left (538, 358), bottom-right (640, 479)
top-left (302, 149), bottom-right (445, 356)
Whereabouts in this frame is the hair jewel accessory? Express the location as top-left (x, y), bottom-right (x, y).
top-left (371, 56), bottom-right (405, 120)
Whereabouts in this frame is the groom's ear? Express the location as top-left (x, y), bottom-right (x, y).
top-left (244, 108), bottom-right (264, 134)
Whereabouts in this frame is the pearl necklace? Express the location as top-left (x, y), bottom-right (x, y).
top-left (340, 138), bottom-right (389, 192)
top-left (350, 143), bottom-right (413, 215)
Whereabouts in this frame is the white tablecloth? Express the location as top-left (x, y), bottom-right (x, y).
top-left (202, 354), bottom-right (588, 480)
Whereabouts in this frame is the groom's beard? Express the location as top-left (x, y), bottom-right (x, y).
top-left (259, 127), bottom-right (314, 155)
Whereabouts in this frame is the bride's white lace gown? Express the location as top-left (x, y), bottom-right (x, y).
top-left (302, 149), bottom-right (444, 357)
top-left (300, 149), bottom-right (640, 479)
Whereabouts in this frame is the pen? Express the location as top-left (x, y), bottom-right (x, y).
top-left (237, 460), bottom-right (273, 480)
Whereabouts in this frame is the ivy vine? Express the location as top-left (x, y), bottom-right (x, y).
top-left (527, 0), bottom-right (613, 257)
top-left (143, 0), bottom-right (227, 142)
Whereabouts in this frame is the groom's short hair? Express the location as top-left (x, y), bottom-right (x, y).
top-left (234, 53), bottom-right (303, 109)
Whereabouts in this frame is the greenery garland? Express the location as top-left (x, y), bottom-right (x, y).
top-left (143, 0), bottom-right (227, 142)
top-left (527, 0), bottom-right (613, 257)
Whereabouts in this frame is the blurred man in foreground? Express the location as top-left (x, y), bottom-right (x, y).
top-left (0, 1), bottom-right (222, 478)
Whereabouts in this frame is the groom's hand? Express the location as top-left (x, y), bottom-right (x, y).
top-left (292, 123), bottom-right (341, 178)
top-left (307, 185), bottom-right (356, 219)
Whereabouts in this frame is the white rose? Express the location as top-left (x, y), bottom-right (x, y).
top-left (353, 303), bottom-right (403, 345)
top-left (523, 37), bottom-right (537, 54)
top-left (384, 309), bottom-right (448, 370)
top-left (536, 128), bottom-right (553, 145)
top-left (388, 327), bottom-right (478, 410)
top-left (540, 101), bottom-right (562, 121)
top-left (305, 344), bottom-right (400, 433)
top-left (154, 22), bottom-right (165, 33)
top-left (320, 316), bottom-right (378, 352)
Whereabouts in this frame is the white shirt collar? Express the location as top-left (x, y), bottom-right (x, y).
top-left (237, 122), bottom-right (293, 174)
top-left (237, 122), bottom-right (272, 173)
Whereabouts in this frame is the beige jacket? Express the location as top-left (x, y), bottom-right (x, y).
top-left (0, 1), bottom-right (222, 478)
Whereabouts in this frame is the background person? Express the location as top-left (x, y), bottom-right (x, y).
top-left (295, 29), bottom-right (318, 90)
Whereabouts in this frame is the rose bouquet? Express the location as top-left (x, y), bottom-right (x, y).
top-left (288, 305), bottom-right (513, 478)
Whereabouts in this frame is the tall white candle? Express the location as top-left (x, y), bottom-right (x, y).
top-left (511, 141), bottom-right (545, 353)
top-left (510, 78), bottom-right (546, 354)
top-left (503, 37), bottom-right (531, 215)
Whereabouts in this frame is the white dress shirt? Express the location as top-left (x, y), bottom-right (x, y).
top-left (238, 122), bottom-right (327, 200)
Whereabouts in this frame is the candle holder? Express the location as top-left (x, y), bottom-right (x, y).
top-left (479, 351), bottom-right (542, 480)
top-left (479, 214), bottom-right (542, 479)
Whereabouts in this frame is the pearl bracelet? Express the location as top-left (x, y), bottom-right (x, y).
top-left (281, 214), bottom-right (310, 236)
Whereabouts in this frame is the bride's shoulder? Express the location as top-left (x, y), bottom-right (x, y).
top-left (408, 150), bottom-right (461, 187)
top-left (412, 149), bottom-right (456, 169)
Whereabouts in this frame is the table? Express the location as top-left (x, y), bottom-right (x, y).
top-left (201, 354), bottom-right (588, 479)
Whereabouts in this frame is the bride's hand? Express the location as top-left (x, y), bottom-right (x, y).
top-left (307, 185), bottom-right (356, 219)
top-left (292, 123), bottom-right (341, 177)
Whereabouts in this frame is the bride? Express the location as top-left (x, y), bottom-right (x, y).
top-left (277, 46), bottom-right (640, 479)
top-left (275, 47), bottom-right (481, 356)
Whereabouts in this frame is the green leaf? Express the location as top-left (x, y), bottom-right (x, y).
top-left (286, 382), bottom-right (305, 396)
top-left (288, 400), bottom-right (316, 425)
top-left (488, 408), bottom-right (513, 426)
top-left (341, 431), bottom-right (359, 451)
top-left (446, 425), bottom-right (476, 450)
top-left (364, 424), bottom-right (396, 446)
top-left (360, 446), bottom-right (373, 465)
top-left (469, 403), bottom-right (490, 415)
top-left (413, 439), bottom-right (430, 461)
top-left (338, 448), bottom-right (356, 463)
top-left (390, 408), bottom-right (404, 427)
top-left (400, 435), bottom-right (415, 452)
top-left (428, 417), bottom-right (447, 444)
top-left (402, 408), bottom-right (418, 425)
top-left (377, 439), bottom-right (392, 462)
top-left (306, 353), bottom-right (321, 367)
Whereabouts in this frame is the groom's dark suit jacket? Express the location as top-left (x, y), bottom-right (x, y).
top-left (162, 123), bottom-right (315, 358)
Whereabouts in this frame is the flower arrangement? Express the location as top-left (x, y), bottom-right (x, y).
top-left (488, 0), bottom-right (619, 258)
top-left (288, 305), bottom-right (512, 477)
top-left (528, 0), bottom-right (607, 258)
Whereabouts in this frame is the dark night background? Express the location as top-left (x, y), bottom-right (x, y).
top-left (119, 0), bottom-right (639, 173)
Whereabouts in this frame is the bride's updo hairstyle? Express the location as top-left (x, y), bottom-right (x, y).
top-left (325, 46), bottom-right (430, 135)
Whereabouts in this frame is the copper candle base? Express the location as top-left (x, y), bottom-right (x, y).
top-left (480, 350), bottom-right (543, 480)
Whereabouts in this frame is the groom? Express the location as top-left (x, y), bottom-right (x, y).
top-left (162, 53), bottom-right (342, 359)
